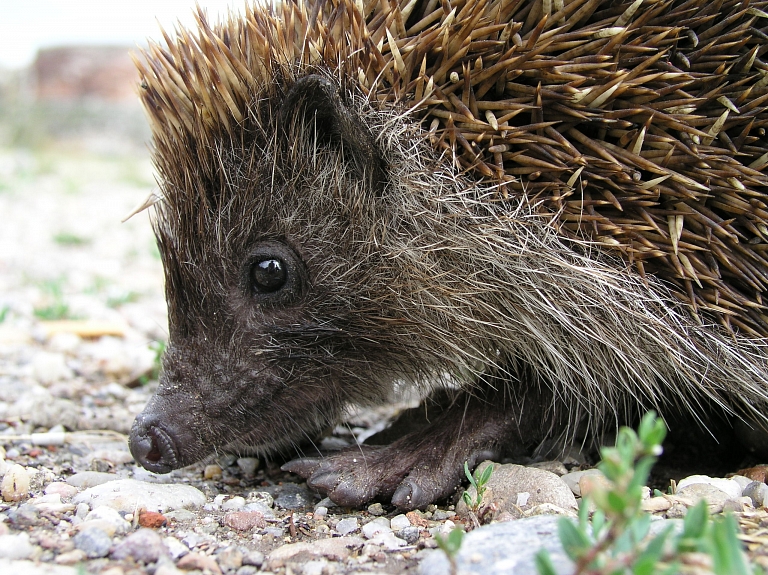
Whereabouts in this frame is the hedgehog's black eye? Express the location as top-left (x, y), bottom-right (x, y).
top-left (243, 241), bottom-right (306, 306)
top-left (251, 258), bottom-right (286, 293)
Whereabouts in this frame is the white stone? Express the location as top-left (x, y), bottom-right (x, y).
top-left (390, 514), bottom-right (411, 530)
top-left (0, 532), bottom-right (36, 560)
top-left (73, 479), bottom-right (206, 513)
top-left (362, 517), bottom-right (391, 539)
top-left (222, 496), bottom-right (245, 510)
top-left (676, 475), bottom-right (742, 500)
top-left (85, 505), bottom-right (132, 534)
top-left (32, 352), bottom-right (72, 384)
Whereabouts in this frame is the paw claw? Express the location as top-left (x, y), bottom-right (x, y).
top-left (307, 470), bottom-right (342, 492)
top-left (281, 457), bottom-right (322, 478)
top-left (392, 478), bottom-right (425, 510)
top-left (330, 480), bottom-right (377, 508)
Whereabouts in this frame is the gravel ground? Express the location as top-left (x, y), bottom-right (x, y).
top-left (1, 143), bottom-right (768, 575)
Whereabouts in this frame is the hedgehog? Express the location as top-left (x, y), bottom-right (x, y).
top-left (128, 0), bottom-right (768, 510)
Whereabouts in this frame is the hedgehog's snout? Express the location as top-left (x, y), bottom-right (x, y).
top-left (129, 412), bottom-right (180, 474)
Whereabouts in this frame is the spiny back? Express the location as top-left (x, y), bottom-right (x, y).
top-left (136, 0), bottom-right (768, 336)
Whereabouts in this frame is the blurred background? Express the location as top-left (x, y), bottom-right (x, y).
top-left (0, 2), bottom-right (244, 435)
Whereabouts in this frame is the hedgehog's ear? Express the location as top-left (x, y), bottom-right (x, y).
top-left (279, 74), bottom-right (387, 192)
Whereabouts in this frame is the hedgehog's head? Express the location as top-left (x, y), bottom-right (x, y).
top-left (128, 69), bottom-right (419, 472)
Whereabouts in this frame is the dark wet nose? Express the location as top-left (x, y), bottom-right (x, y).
top-left (129, 412), bottom-right (180, 474)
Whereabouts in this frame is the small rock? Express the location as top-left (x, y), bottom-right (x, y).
top-left (85, 505), bottom-right (132, 535)
top-left (457, 462), bottom-right (577, 521)
top-left (236, 457), bottom-right (259, 477)
top-left (177, 551), bottom-right (223, 574)
top-left (313, 506), bottom-right (328, 520)
top-left (32, 351), bottom-right (73, 383)
top-left (390, 514), bottom-right (411, 530)
top-left (55, 549), bottom-right (88, 565)
top-left (222, 496), bottom-right (245, 511)
top-left (433, 510), bottom-right (455, 520)
top-left (367, 502), bottom-right (385, 516)
top-left (729, 475), bottom-right (754, 490)
top-left (744, 481), bottom-right (768, 508)
top-left (7, 504), bottom-right (42, 527)
top-left (0, 532), bottom-right (36, 560)
top-left (362, 517), bottom-right (391, 539)
top-left (111, 528), bottom-right (168, 563)
top-left (73, 526), bottom-right (113, 559)
top-left (676, 483), bottom-right (732, 513)
top-left (236, 567), bottom-right (258, 575)
top-left (139, 510), bottom-right (168, 528)
top-left (406, 511), bottom-right (429, 528)
top-left (265, 536), bottom-right (364, 568)
top-left (274, 484), bottom-right (315, 509)
top-left (396, 526), bottom-right (420, 544)
top-left (66, 471), bottom-right (120, 489)
top-left (335, 517), bottom-right (359, 535)
top-left (164, 536), bottom-right (189, 560)
top-left (247, 491), bottom-right (274, 507)
top-left (561, 469), bottom-right (605, 497)
top-left (370, 531), bottom-right (407, 550)
top-left (164, 509), bottom-right (196, 522)
top-left (204, 464), bottom-right (223, 480)
top-left (216, 546), bottom-right (244, 572)
top-left (44, 482), bottom-right (79, 499)
top-left (223, 511), bottom-right (266, 531)
top-left (243, 501), bottom-right (274, 517)
top-left (73, 479), bottom-right (206, 512)
top-left (242, 550), bottom-right (264, 567)
top-left (529, 461), bottom-right (568, 476)
top-left (1, 463), bottom-right (30, 502)
top-left (419, 515), bottom-right (573, 575)
top-left (676, 475), bottom-right (743, 500)
top-left (301, 559), bottom-right (329, 575)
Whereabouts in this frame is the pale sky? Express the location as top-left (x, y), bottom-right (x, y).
top-left (0, 1), bottom-right (245, 69)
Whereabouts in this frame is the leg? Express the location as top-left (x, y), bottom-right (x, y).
top-left (283, 383), bottom-right (553, 510)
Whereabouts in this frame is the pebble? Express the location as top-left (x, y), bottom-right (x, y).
top-left (138, 510), bottom-right (168, 528)
top-left (676, 475), bottom-right (743, 500)
top-left (396, 526), bottom-right (420, 544)
top-left (0, 532), bottom-right (37, 560)
top-left (236, 457), bottom-right (259, 477)
top-left (7, 504), bottom-right (43, 527)
top-left (222, 496), bottom-right (246, 511)
top-left (675, 483), bottom-right (732, 514)
top-left (223, 511), bottom-right (266, 531)
top-left (561, 469), bottom-right (605, 497)
top-left (164, 536), bottom-right (189, 560)
top-left (265, 536), bottom-right (364, 568)
top-left (204, 464), bottom-right (223, 480)
top-left (73, 526), bottom-right (113, 558)
top-left (111, 528), bottom-right (168, 563)
top-left (176, 551), bottom-right (223, 574)
top-left (216, 546), bottom-right (244, 571)
top-left (335, 517), bottom-right (359, 535)
top-left (457, 462), bottom-right (577, 520)
top-left (369, 531), bottom-right (407, 550)
top-left (419, 515), bottom-right (573, 575)
top-left (0, 558), bottom-right (79, 574)
top-left (84, 505), bottom-right (132, 535)
top-left (66, 471), bottom-right (121, 489)
top-left (44, 482), bottom-right (79, 499)
top-left (362, 517), bottom-right (391, 539)
top-left (744, 481), bottom-right (768, 508)
top-left (242, 550), bottom-right (264, 567)
top-left (367, 502), bottom-right (385, 516)
top-left (31, 493), bottom-right (75, 514)
top-left (164, 509), bottom-right (197, 522)
top-left (390, 514), bottom-right (411, 530)
top-left (274, 484), bottom-right (315, 510)
top-left (1, 463), bottom-right (30, 502)
top-left (73, 479), bottom-right (206, 512)
top-left (55, 549), bottom-right (88, 565)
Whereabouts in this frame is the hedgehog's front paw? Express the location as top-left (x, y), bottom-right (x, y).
top-left (283, 446), bottom-right (409, 507)
top-left (282, 440), bottom-right (491, 510)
